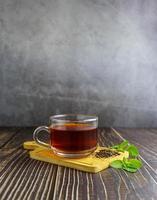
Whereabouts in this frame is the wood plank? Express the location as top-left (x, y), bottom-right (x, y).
top-left (0, 128), bottom-right (19, 148)
top-left (2, 127), bottom-right (34, 149)
top-left (0, 128), bottom-right (157, 200)
top-left (112, 128), bottom-right (157, 199)
top-left (100, 129), bottom-right (157, 200)
top-left (0, 128), bottom-right (34, 165)
top-left (115, 128), bottom-right (157, 153)
top-left (115, 128), bottom-right (157, 171)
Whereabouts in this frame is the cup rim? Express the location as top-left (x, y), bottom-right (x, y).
top-left (49, 114), bottom-right (98, 123)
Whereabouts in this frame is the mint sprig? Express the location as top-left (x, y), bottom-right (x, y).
top-left (110, 140), bottom-right (142, 173)
top-left (111, 140), bottom-right (139, 157)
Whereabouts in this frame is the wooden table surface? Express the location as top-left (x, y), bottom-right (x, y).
top-left (0, 128), bottom-right (157, 200)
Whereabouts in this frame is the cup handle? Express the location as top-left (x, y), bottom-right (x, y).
top-left (33, 126), bottom-right (50, 148)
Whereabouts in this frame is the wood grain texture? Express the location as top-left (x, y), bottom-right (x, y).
top-left (0, 128), bottom-right (19, 148)
top-left (0, 128), bottom-right (157, 200)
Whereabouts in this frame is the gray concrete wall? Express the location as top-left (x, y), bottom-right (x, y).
top-left (0, 0), bottom-right (157, 127)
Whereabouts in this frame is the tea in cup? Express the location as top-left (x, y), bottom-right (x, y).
top-left (33, 114), bottom-right (98, 158)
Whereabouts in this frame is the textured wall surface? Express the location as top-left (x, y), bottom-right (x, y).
top-left (0, 0), bottom-right (157, 127)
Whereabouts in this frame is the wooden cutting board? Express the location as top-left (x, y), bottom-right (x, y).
top-left (23, 141), bottom-right (129, 173)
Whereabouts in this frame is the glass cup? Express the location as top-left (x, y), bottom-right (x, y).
top-left (33, 114), bottom-right (98, 158)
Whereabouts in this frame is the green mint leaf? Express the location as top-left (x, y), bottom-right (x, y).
top-left (117, 148), bottom-right (125, 152)
top-left (111, 145), bottom-right (119, 149)
top-left (111, 140), bottom-right (129, 151)
top-left (110, 140), bottom-right (142, 173)
top-left (127, 145), bottom-right (139, 157)
top-left (122, 166), bottom-right (138, 173)
top-left (111, 146), bottom-right (125, 152)
top-left (110, 160), bottom-right (123, 169)
top-left (125, 159), bottom-right (142, 169)
top-left (119, 140), bottom-right (129, 149)
top-left (122, 157), bottom-right (127, 167)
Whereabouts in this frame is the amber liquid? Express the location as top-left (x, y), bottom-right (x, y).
top-left (50, 123), bottom-right (97, 153)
